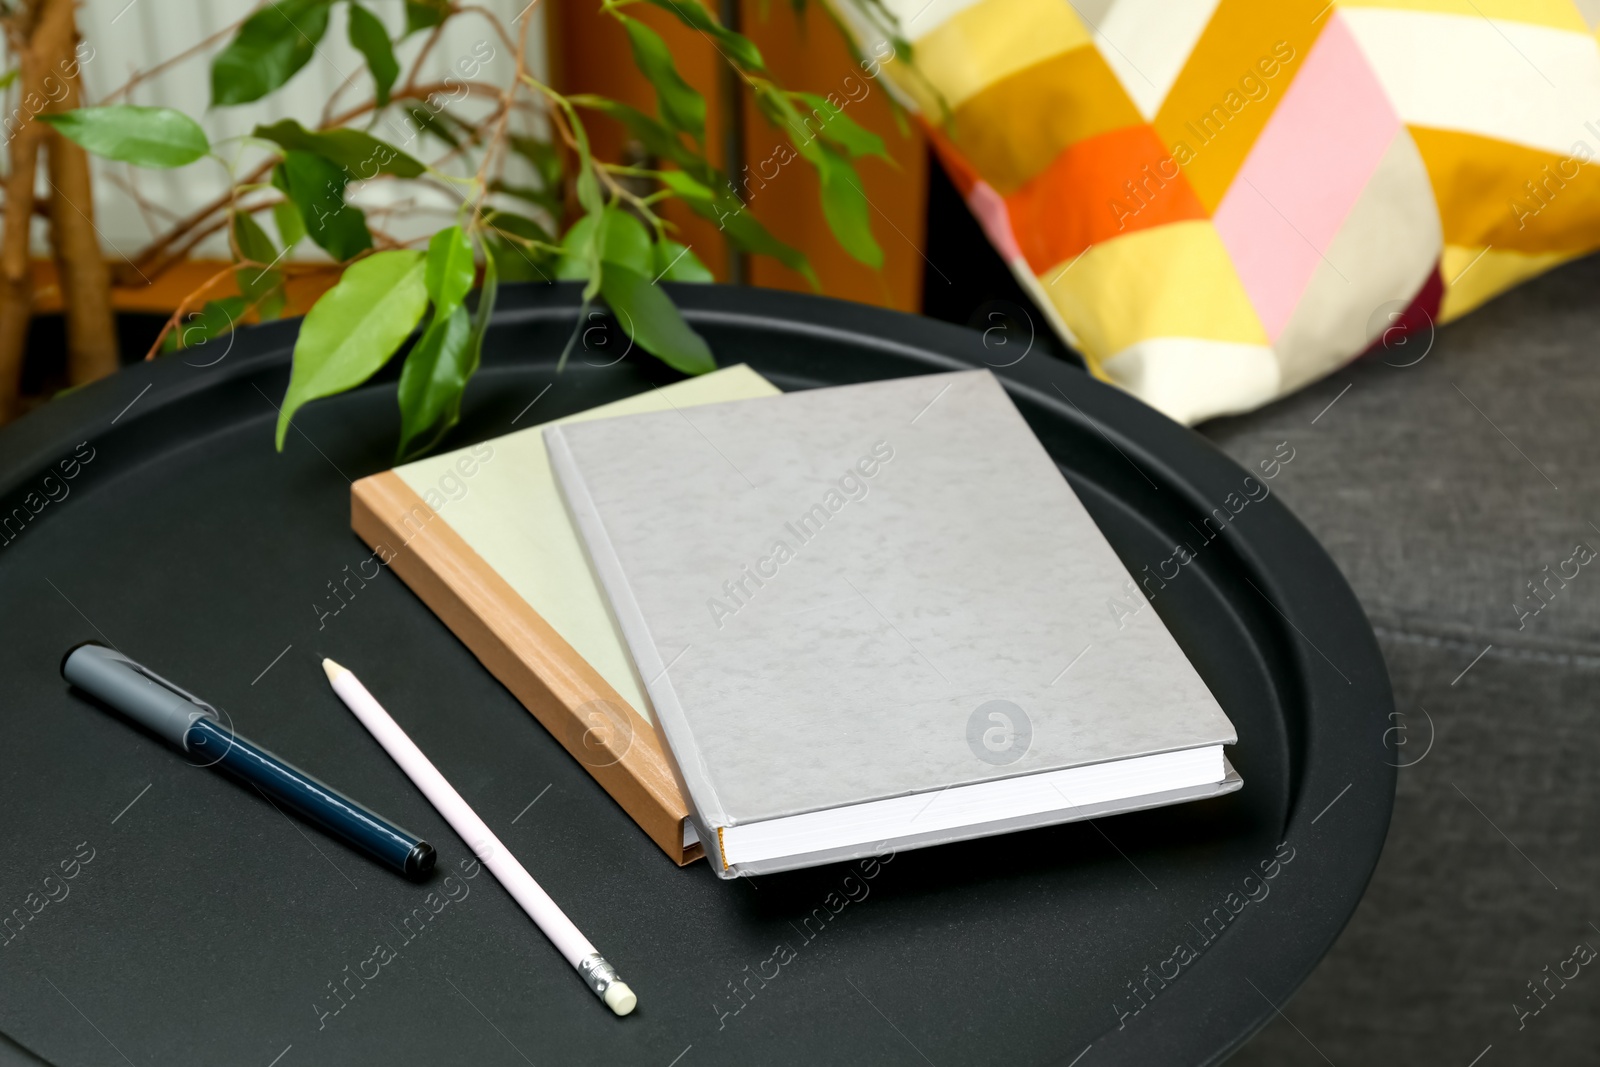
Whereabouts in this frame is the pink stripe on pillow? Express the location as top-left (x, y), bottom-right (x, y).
top-left (967, 180), bottom-right (1027, 264)
top-left (1213, 14), bottom-right (1401, 339)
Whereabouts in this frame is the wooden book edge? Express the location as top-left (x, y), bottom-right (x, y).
top-left (350, 470), bottom-right (703, 866)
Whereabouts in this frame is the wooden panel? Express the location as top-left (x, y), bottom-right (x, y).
top-left (351, 469), bottom-right (703, 866)
top-left (740, 2), bottom-right (928, 311)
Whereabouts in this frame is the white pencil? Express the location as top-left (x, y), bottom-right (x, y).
top-left (321, 658), bottom-right (637, 1016)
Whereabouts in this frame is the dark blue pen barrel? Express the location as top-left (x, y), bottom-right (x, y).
top-left (184, 717), bottom-right (434, 880)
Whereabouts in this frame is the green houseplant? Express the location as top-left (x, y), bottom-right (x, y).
top-left (34, 0), bottom-right (913, 458)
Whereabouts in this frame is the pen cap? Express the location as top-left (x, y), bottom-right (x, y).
top-left (61, 642), bottom-right (216, 751)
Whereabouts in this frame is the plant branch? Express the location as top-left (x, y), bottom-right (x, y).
top-left (115, 159), bottom-right (275, 282)
top-left (465, 2), bottom-right (530, 225)
top-left (455, 4), bottom-right (519, 57)
top-left (140, 261), bottom-right (239, 360)
top-left (398, 18), bottom-right (449, 98)
top-left (100, 15), bottom-right (248, 104)
top-left (120, 81), bottom-right (498, 283)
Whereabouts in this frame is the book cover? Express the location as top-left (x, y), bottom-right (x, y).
top-left (545, 370), bottom-right (1240, 877)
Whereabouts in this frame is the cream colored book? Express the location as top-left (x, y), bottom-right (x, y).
top-left (350, 365), bottom-right (780, 864)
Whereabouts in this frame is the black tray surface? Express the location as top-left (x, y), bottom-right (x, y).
top-left (0, 283), bottom-right (1392, 1066)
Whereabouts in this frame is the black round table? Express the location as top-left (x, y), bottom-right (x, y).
top-left (0, 284), bottom-right (1393, 1066)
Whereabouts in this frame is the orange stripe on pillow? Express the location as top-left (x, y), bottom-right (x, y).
top-left (1004, 125), bottom-right (1208, 274)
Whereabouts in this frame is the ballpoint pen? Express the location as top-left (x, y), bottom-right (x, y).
top-left (61, 641), bottom-right (435, 880)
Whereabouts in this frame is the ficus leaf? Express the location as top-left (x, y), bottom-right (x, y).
top-left (554, 240), bottom-right (588, 283)
top-left (657, 170), bottom-right (714, 203)
top-left (254, 119), bottom-right (424, 179)
top-left (756, 84), bottom-right (885, 268)
top-left (230, 211), bottom-right (283, 312)
top-left (573, 96), bottom-right (814, 284)
top-left (347, 2), bottom-right (399, 108)
top-left (275, 151), bottom-right (372, 261)
top-left (480, 206), bottom-right (556, 275)
top-left (508, 135), bottom-right (563, 191)
top-left (483, 212), bottom-right (555, 284)
top-left (543, 97), bottom-right (606, 223)
top-left (815, 144), bottom-right (881, 269)
top-left (575, 168), bottom-right (604, 219)
top-left (467, 241), bottom-right (499, 373)
top-left (276, 250), bottom-right (429, 449)
top-left (653, 239), bottom-right (713, 282)
top-left (395, 233), bottom-right (497, 460)
top-left (211, 0), bottom-right (332, 107)
top-left (575, 98), bottom-right (698, 174)
top-left (405, 104), bottom-right (461, 147)
top-left (259, 289), bottom-right (288, 323)
top-left (792, 92), bottom-right (888, 160)
top-left (487, 234), bottom-right (552, 283)
top-left (593, 208), bottom-right (654, 274)
top-left (232, 212), bottom-right (278, 267)
top-left (618, 15), bottom-right (705, 140)
top-left (404, 0), bottom-right (450, 35)
top-left (642, 0), bottom-right (764, 72)
top-left (273, 198), bottom-right (306, 250)
top-left (491, 180), bottom-right (563, 218)
top-left (557, 208), bottom-right (653, 281)
top-left (38, 106), bottom-right (209, 168)
top-left (599, 263), bottom-right (714, 375)
top-left (682, 192), bottom-right (815, 285)
top-left (754, 82), bottom-right (823, 166)
top-left (396, 303), bottom-right (472, 461)
top-left (482, 209), bottom-right (554, 247)
top-left (425, 225), bottom-right (475, 312)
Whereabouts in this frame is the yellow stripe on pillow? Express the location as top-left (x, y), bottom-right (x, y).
top-left (949, 45), bottom-right (1143, 194)
top-left (1043, 220), bottom-right (1267, 367)
top-left (911, 0), bottom-right (1091, 112)
top-left (1440, 244), bottom-right (1581, 322)
top-left (1331, 0), bottom-right (1588, 33)
top-left (1411, 126), bottom-right (1600, 254)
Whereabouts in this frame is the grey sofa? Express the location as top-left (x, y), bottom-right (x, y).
top-left (1212, 253), bottom-right (1600, 1063)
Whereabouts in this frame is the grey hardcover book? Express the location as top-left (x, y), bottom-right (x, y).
top-left (545, 370), bottom-right (1240, 878)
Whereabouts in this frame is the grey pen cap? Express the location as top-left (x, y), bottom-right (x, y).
top-left (61, 642), bottom-right (216, 751)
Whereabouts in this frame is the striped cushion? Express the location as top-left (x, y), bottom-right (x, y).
top-left (857, 0), bottom-right (1600, 422)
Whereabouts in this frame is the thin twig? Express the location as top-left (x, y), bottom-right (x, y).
top-left (456, 5), bottom-right (519, 56)
top-left (143, 200), bottom-right (267, 281)
top-left (399, 19), bottom-right (450, 97)
top-left (466, 3), bottom-right (529, 224)
top-left (99, 15), bottom-right (247, 104)
top-left (141, 260), bottom-right (255, 360)
top-left (105, 165), bottom-right (179, 229)
top-left (122, 160), bottom-right (274, 276)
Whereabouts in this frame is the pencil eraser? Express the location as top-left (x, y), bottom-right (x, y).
top-left (604, 981), bottom-right (637, 1016)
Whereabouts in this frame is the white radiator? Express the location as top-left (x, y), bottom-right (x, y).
top-left (53, 0), bottom-right (546, 262)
